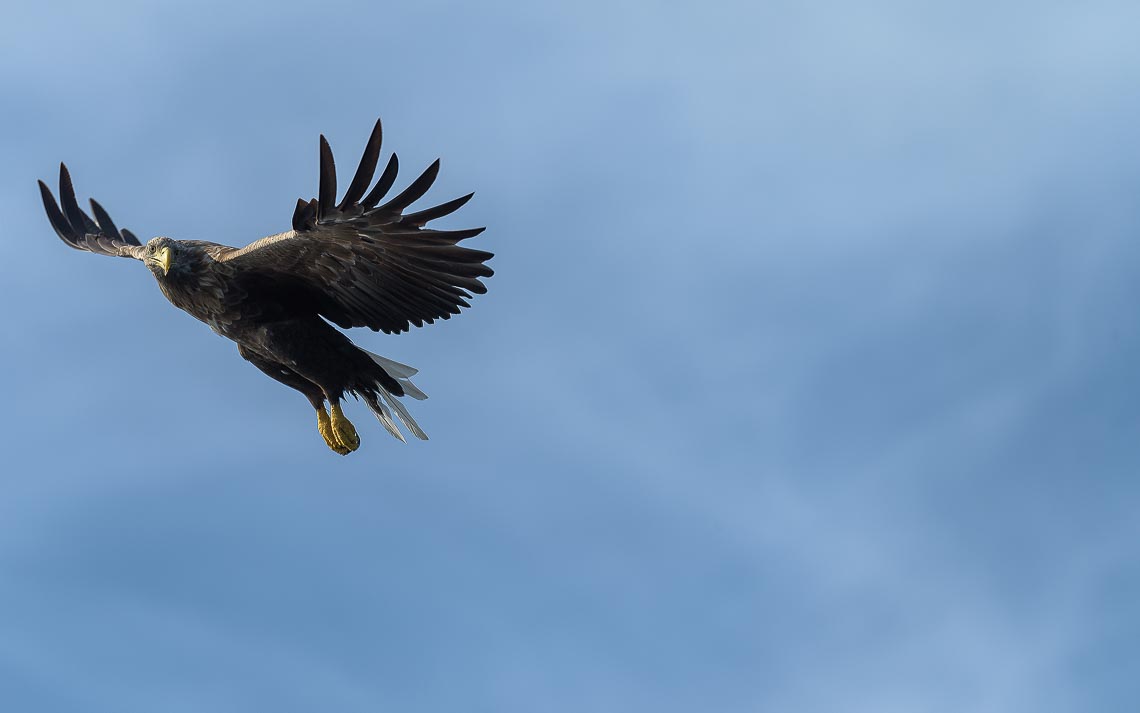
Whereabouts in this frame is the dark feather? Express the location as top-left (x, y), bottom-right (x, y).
top-left (89, 198), bottom-right (121, 238)
top-left (317, 136), bottom-right (336, 220)
top-left (377, 159), bottom-right (439, 215)
top-left (339, 118), bottom-right (383, 209)
top-left (38, 180), bottom-right (79, 249)
top-left (361, 154), bottom-right (399, 208)
top-left (400, 193), bottom-right (474, 227)
top-left (38, 165), bottom-right (141, 258)
top-left (292, 198), bottom-right (316, 231)
top-left (58, 164), bottom-right (100, 235)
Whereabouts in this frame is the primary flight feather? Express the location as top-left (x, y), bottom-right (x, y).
top-left (38, 118), bottom-right (493, 454)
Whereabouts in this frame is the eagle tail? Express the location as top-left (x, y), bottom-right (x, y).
top-left (362, 391), bottom-right (407, 442)
top-left (360, 350), bottom-right (429, 441)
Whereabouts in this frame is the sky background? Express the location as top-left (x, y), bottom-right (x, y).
top-left (1, 1), bottom-right (1139, 711)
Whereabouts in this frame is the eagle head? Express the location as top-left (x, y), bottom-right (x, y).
top-left (144, 237), bottom-right (189, 279)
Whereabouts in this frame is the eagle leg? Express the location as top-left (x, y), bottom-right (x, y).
top-left (317, 406), bottom-right (352, 455)
top-left (237, 344), bottom-right (355, 455)
top-left (328, 401), bottom-right (360, 453)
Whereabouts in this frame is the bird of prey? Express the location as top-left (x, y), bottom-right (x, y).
top-left (38, 118), bottom-right (493, 454)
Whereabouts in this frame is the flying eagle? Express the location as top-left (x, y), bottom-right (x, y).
top-left (38, 119), bottom-right (493, 454)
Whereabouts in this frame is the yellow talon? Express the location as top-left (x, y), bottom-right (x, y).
top-left (329, 402), bottom-right (360, 453)
top-left (317, 406), bottom-right (351, 455)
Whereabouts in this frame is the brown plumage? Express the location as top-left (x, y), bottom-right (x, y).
top-left (38, 118), bottom-right (493, 453)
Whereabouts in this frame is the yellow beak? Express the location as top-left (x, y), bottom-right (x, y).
top-left (154, 246), bottom-right (171, 276)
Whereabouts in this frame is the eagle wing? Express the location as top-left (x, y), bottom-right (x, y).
top-left (38, 164), bottom-right (145, 259)
top-left (217, 119), bottom-right (493, 334)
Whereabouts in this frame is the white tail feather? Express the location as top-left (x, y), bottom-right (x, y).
top-left (399, 380), bottom-right (428, 401)
top-left (364, 392), bottom-right (407, 443)
top-left (380, 389), bottom-right (429, 440)
top-left (359, 349), bottom-right (429, 442)
top-left (362, 349), bottom-right (418, 378)
top-left (363, 349), bottom-right (428, 399)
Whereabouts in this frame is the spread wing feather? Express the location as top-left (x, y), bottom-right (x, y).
top-left (38, 164), bottom-right (143, 259)
top-left (219, 118), bottom-right (493, 334)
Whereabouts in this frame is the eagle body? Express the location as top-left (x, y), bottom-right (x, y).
top-left (39, 119), bottom-right (492, 454)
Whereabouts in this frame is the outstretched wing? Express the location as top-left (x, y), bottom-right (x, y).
top-left (217, 118), bottom-right (493, 334)
top-left (38, 164), bottom-right (144, 259)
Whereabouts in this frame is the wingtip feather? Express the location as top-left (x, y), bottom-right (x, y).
top-left (361, 153), bottom-right (399, 208)
top-left (340, 118), bottom-right (385, 209)
top-left (317, 135), bottom-right (337, 220)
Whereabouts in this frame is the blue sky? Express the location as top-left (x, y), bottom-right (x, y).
top-left (1, 1), bottom-right (1139, 711)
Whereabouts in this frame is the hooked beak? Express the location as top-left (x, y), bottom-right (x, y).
top-left (149, 246), bottom-right (171, 276)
